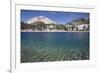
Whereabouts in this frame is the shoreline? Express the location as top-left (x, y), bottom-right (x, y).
top-left (21, 30), bottom-right (89, 32)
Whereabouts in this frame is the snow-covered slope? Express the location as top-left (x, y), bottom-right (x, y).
top-left (27, 16), bottom-right (56, 24)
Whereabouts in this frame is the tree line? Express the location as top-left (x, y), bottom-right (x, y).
top-left (21, 18), bottom-right (89, 31)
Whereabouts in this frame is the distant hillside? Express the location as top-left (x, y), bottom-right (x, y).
top-left (66, 18), bottom-right (89, 25)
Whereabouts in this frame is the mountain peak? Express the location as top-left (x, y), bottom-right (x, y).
top-left (27, 16), bottom-right (56, 24)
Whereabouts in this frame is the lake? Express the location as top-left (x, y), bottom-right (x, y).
top-left (21, 32), bottom-right (89, 63)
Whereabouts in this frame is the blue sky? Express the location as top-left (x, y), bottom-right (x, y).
top-left (21, 10), bottom-right (89, 24)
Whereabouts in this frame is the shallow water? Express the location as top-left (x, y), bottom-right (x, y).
top-left (21, 32), bottom-right (89, 63)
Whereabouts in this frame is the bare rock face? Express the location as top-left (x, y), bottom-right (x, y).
top-left (27, 16), bottom-right (56, 24)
